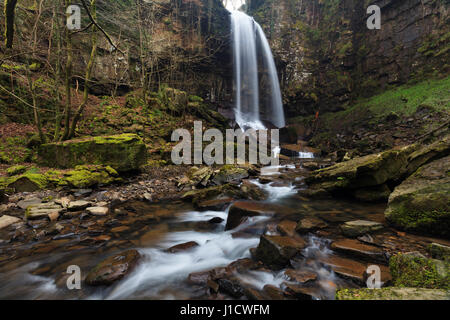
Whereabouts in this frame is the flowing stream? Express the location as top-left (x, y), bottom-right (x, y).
top-left (0, 161), bottom-right (390, 300)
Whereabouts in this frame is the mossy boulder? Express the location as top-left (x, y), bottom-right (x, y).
top-left (38, 134), bottom-right (147, 172)
top-left (336, 287), bottom-right (450, 300)
top-left (211, 165), bottom-right (249, 185)
top-left (385, 155), bottom-right (450, 237)
top-left (306, 144), bottom-right (417, 193)
top-left (62, 165), bottom-right (121, 188)
top-left (6, 165), bottom-right (27, 176)
top-left (0, 173), bottom-right (48, 192)
top-left (428, 243), bottom-right (450, 261)
top-left (389, 253), bottom-right (449, 290)
top-left (306, 137), bottom-right (449, 201)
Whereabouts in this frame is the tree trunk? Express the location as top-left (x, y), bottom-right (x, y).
top-left (4, 0), bottom-right (18, 48)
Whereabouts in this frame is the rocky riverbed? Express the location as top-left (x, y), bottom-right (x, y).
top-left (0, 143), bottom-right (448, 299)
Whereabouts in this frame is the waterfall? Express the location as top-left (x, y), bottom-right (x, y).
top-left (230, 10), bottom-right (285, 129)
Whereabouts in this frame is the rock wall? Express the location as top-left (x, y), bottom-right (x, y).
top-left (248, 0), bottom-right (450, 117)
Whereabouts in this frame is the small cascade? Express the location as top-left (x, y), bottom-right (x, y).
top-left (230, 10), bottom-right (285, 129)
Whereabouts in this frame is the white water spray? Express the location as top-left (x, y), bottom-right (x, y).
top-left (230, 10), bottom-right (285, 129)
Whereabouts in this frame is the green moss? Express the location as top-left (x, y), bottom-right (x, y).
top-left (63, 165), bottom-right (121, 188)
top-left (6, 165), bottom-right (27, 176)
top-left (336, 287), bottom-right (449, 300)
top-left (389, 253), bottom-right (449, 290)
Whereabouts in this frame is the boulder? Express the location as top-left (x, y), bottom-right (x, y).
top-left (61, 165), bottom-right (121, 188)
top-left (385, 155), bottom-right (450, 237)
top-left (428, 243), bottom-right (450, 261)
top-left (336, 287), bottom-right (450, 300)
top-left (0, 215), bottom-right (21, 229)
top-left (38, 134), bottom-right (147, 172)
top-left (340, 220), bottom-right (384, 237)
top-left (85, 249), bottom-right (140, 286)
top-left (254, 235), bottom-right (306, 269)
top-left (6, 165), bottom-right (27, 176)
top-left (2, 173), bottom-right (48, 192)
top-left (211, 165), bottom-right (249, 185)
top-left (306, 137), bottom-right (449, 200)
top-left (389, 253), bottom-right (449, 289)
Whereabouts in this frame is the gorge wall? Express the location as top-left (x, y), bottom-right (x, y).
top-left (248, 0), bottom-right (450, 117)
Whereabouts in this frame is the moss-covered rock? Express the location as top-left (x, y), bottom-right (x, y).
top-left (389, 253), bottom-right (449, 290)
top-left (385, 155), bottom-right (450, 236)
top-left (38, 134), bottom-right (147, 172)
top-left (336, 287), bottom-right (450, 300)
top-left (1, 173), bottom-right (48, 192)
top-left (211, 165), bottom-right (249, 185)
top-left (429, 243), bottom-right (450, 261)
top-left (6, 165), bottom-right (27, 176)
top-left (62, 165), bottom-right (121, 188)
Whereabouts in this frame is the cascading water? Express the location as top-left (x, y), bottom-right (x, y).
top-left (230, 10), bottom-right (285, 129)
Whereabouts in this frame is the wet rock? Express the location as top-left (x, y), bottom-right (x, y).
top-left (318, 254), bottom-right (391, 285)
top-left (244, 287), bottom-right (268, 300)
top-left (340, 220), bottom-right (384, 237)
top-left (217, 278), bottom-right (245, 298)
top-left (195, 198), bottom-right (233, 211)
top-left (85, 249), bottom-right (141, 286)
top-left (225, 201), bottom-right (276, 230)
top-left (254, 235), bottom-right (306, 269)
top-left (331, 239), bottom-right (387, 263)
top-left (428, 243), bottom-right (450, 261)
top-left (352, 184), bottom-right (391, 202)
top-left (385, 155), bottom-right (450, 237)
top-left (86, 206), bottom-right (109, 216)
top-left (277, 220), bottom-right (297, 237)
top-left (166, 241), bottom-right (199, 253)
top-left (187, 271), bottom-right (210, 286)
top-left (284, 269), bottom-right (317, 284)
top-left (283, 283), bottom-right (320, 300)
top-left (263, 284), bottom-right (285, 300)
top-left (0, 215), bottom-right (21, 229)
top-left (336, 287), bottom-right (450, 300)
top-left (208, 217), bottom-right (224, 224)
top-left (295, 217), bottom-right (327, 233)
top-left (25, 202), bottom-right (64, 220)
top-left (68, 200), bottom-right (91, 211)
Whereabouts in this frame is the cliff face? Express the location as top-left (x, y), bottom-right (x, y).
top-left (249, 0), bottom-right (450, 117)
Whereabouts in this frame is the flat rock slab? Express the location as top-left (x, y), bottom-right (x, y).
top-left (86, 206), bottom-right (109, 216)
top-left (196, 198), bottom-right (234, 211)
top-left (336, 287), bottom-right (450, 300)
top-left (254, 235), bottom-right (306, 269)
top-left (284, 269), bottom-right (317, 284)
top-left (318, 254), bottom-right (391, 285)
top-left (85, 249), bottom-right (141, 286)
top-left (331, 239), bottom-right (387, 263)
top-left (26, 202), bottom-right (64, 220)
top-left (277, 220), bottom-right (297, 237)
top-left (225, 201), bottom-right (282, 230)
top-left (166, 241), bottom-right (199, 253)
top-left (17, 198), bottom-right (42, 210)
top-left (340, 220), bottom-right (384, 237)
top-left (296, 217), bottom-right (328, 233)
top-left (68, 200), bottom-right (91, 211)
top-left (0, 215), bottom-right (21, 229)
